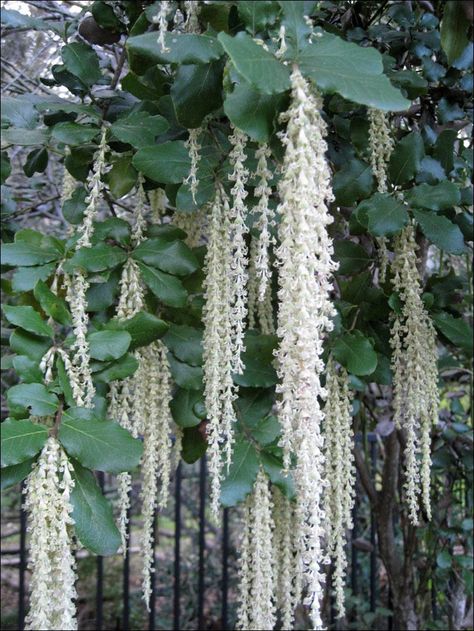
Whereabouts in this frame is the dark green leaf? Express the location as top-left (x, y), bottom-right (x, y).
top-left (168, 354), bottom-right (203, 390)
top-left (1, 458), bottom-right (35, 490)
top-left (389, 132), bottom-right (425, 185)
top-left (170, 388), bottom-right (204, 428)
top-left (236, 388), bottom-right (274, 427)
top-left (181, 426), bottom-right (207, 464)
top-left (23, 147), bottom-right (48, 176)
top-left (413, 209), bottom-right (465, 254)
top-left (7, 383), bottom-right (59, 417)
top-left (69, 459), bottom-right (121, 555)
top-left (356, 193), bottom-right (409, 236)
top-left (62, 186), bottom-right (87, 224)
top-left (220, 437), bottom-right (259, 506)
top-left (138, 262), bottom-right (188, 307)
top-left (224, 80), bottom-right (286, 143)
top-left (172, 62), bottom-right (224, 129)
top-left (2, 230), bottom-right (63, 266)
top-left (105, 156), bottom-right (138, 199)
top-left (332, 332), bottom-right (378, 376)
top-left (59, 409), bottom-right (143, 473)
top-left (9, 330), bottom-right (51, 361)
top-left (110, 311), bottom-right (169, 349)
top-left (432, 312), bottom-right (473, 353)
top-left (127, 32), bottom-right (224, 65)
top-left (56, 355), bottom-right (75, 407)
top-left (440, 1), bottom-right (469, 64)
top-left (234, 334), bottom-right (278, 388)
top-left (406, 182), bottom-right (461, 211)
top-left (164, 324), bottom-right (203, 366)
top-left (68, 243), bottom-right (128, 273)
top-left (251, 414), bottom-right (280, 446)
top-left (61, 42), bottom-right (101, 86)
top-left (94, 353), bottom-right (139, 383)
top-left (218, 31), bottom-right (291, 94)
top-left (132, 238), bottom-right (199, 276)
top-left (12, 355), bottom-right (43, 383)
top-left (87, 330), bottom-right (131, 361)
top-left (238, 1), bottom-right (280, 34)
top-left (334, 240), bottom-right (372, 275)
top-left (111, 112), bottom-right (169, 148)
top-left (2, 305), bottom-right (53, 338)
top-left (1, 419), bottom-right (48, 467)
top-left (52, 122), bottom-right (99, 146)
top-left (11, 264), bottom-right (56, 293)
top-left (132, 141), bottom-right (191, 185)
top-left (1, 128), bottom-right (50, 146)
top-left (34, 280), bottom-right (71, 325)
top-left (298, 31), bottom-right (409, 111)
top-left (333, 159), bottom-right (374, 206)
top-left (91, 218), bottom-right (131, 247)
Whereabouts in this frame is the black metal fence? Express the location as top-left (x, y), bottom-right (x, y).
top-left (4, 434), bottom-right (389, 631)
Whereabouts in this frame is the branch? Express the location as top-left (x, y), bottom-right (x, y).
top-left (354, 444), bottom-right (377, 503)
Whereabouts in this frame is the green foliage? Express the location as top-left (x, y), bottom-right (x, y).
top-left (58, 408), bottom-right (143, 474)
top-left (1, 419), bottom-right (48, 467)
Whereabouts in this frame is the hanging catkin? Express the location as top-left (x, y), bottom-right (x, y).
top-left (140, 340), bottom-right (174, 607)
top-left (275, 67), bottom-right (337, 630)
top-left (253, 143), bottom-right (275, 302)
top-left (323, 357), bottom-right (356, 618)
top-left (228, 126), bottom-right (250, 374)
top-left (184, 127), bottom-right (203, 203)
top-left (108, 177), bottom-right (147, 555)
top-left (236, 468), bottom-right (276, 631)
top-left (391, 224), bottom-right (438, 523)
top-left (368, 108), bottom-right (395, 283)
top-left (25, 438), bottom-right (77, 631)
top-left (152, 0), bottom-right (170, 52)
top-left (202, 188), bottom-right (236, 516)
top-left (272, 488), bottom-right (301, 630)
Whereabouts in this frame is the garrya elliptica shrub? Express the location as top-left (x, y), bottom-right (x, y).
top-left (1, 1), bottom-right (472, 630)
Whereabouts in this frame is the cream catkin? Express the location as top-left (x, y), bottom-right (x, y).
top-left (60, 165), bottom-right (76, 206)
top-left (228, 126), bottom-right (250, 374)
top-left (236, 468), bottom-right (276, 631)
top-left (253, 143), bottom-right (275, 302)
top-left (110, 178), bottom-right (148, 553)
top-left (272, 488), bottom-right (300, 630)
top-left (368, 108), bottom-right (395, 283)
top-left (323, 357), bottom-right (355, 618)
top-left (25, 438), bottom-right (77, 631)
top-left (275, 67), bottom-right (337, 630)
top-left (173, 208), bottom-right (206, 247)
top-left (184, 127), bottom-right (203, 203)
top-left (153, 0), bottom-right (170, 52)
top-left (391, 224), bottom-right (438, 523)
top-left (149, 187), bottom-right (168, 223)
top-left (140, 340), bottom-right (174, 607)
top-left (184, 0), bottom-right (200, 33)
top-left (76, 127), bottom-right (108, 249)
top-left (202, 189), bottom-right (236, 516)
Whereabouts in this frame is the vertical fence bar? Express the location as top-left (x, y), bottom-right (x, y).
top-left (222, 507), bottom-right (229, 631)
top-left (173, 462), bottom-right (182, 631)
top-left (123, 504), bottom-right (131, 630)
top-left (197, 456), bottom-right (206, 629)
top-left (18, 481), bottom-right (27, 631)
top-left (148, 511), bottom-right (157, 631)
top-left (369, 435), bottom-right (377, 613)
top-left (96, 472), bottom-right (105, 631)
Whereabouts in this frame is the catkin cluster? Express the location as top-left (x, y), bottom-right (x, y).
top-left (275, 67), bottom-right (337, 629)
top-left (368, 108), bottom-right (395, 282)
top-left (202, 189), bottom-right (236, 516)
top-left (237, 468), bottom-right (276, 631)
top-left (391, 224), bottom-right (438, 523)
top-left (25, 438), bottom-right (77, 631)
top-left (323, 358), bottom-right (356, 618)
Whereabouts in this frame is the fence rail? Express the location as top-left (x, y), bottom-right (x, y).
top-left (5, 433), bottom-right (395, 631)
